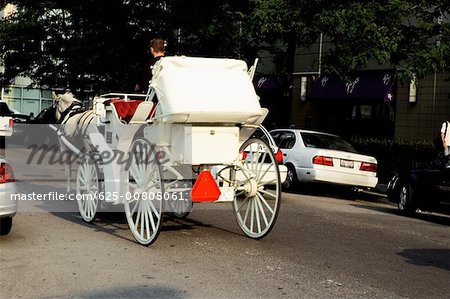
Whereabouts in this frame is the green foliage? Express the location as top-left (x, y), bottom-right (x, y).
top-left (1, 1), bottom-right (449, 92)
top-left (252, 0), bottom-right (450, 82)
top-left (316, 1), bottom-right (406, 79)
top-left (168, 0), bottom-right (256, 59)
top-left (251, 0), bottom-right (317, 74)
top-left (0, 0), bottom-right (255, 93)
top-left (1, 0), bottom-right (168, 92)
top-left (353, 138), bottom-right (436, 183)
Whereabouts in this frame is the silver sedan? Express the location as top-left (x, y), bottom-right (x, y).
top-left (270, 129), bottom-right (378, 190)
top-left (0, 157), bottom-right (17, 235)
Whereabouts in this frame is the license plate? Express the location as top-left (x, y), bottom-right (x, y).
top-left (340, 159), bottom-right (354, 168)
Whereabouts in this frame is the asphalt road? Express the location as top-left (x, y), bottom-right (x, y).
top-left (1, 186), bottom-right (449, 298)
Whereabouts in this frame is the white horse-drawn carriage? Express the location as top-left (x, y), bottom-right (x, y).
top-left (53, 56), bottom-right (285, 245)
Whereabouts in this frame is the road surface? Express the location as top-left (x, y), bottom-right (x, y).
top-left (1, 187), bottom-right (449, 298)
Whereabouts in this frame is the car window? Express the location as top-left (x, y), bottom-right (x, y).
top-left (270, 131), bottom-right (282, 145)
top-left (0, 102), bottom-right (12, 116)
top-left (34, 108), bottom-right (56, 123)
top-left (13, 115), bottom-right (30, 123)
top-left (301, 132), bottom-right (357, 153)
top-left (36, 109), bottom-right (48, 120)
top-left (277, 132), bottom-right (296, 149)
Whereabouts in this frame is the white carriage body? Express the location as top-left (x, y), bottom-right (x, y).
top-left (61, 57), bottom-right (282, 244)
top-left (89, 57), bottom-right (279, 199)
top-left (146, 56), bottom-right (267, 165)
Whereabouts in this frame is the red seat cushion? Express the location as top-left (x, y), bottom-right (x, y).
top-left (107, 99), bottom-right (143, 123)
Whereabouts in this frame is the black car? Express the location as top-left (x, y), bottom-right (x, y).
top-left (387, 155), bottom-right (450, 215)
top-left (9, 108), bottom-right (57, 146)
top-left (9, 114), bottom-right (31, 144)
top-left (28, 107), bottom-right (56, 124)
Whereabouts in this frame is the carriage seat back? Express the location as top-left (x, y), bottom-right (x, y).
top-left (105, 99), bottom-right (155, 124)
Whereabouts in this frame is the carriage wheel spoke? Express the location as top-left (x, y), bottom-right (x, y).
top-left (255, 197), bottom-right (262, 233)
top-left (236, 197), bottom-right (250, 213)
top-left (135, 200), bottom-right (142, 229)
top-left (259, 188), bottom-right (277, 199)
top-left (256, 151), bottom-right (267, 178)
top-left (257, 164), bottom-right (273, 184)
top-left (148, 202), bottom-right (157, 232)
top-left (131, 200), bottom-right (139, 215)
top-left (256, 196), bottom-right (269, 227)
top-left (144, 203), bottom-right (150, 240)
top-left (89, 199), bottom-right (94, 218)
top-left (140, 201), bottom-right (145, 237)
top-left (87, 199), bottom-right (92, 218)
top-left (243, 198), bottom-right (251, 225)
top-left (79, 185), bottom-right (88, 191)
top-left (257, 193), bottom-right (274, 215)
top-left (250, 199), bottom-right (255, 232)
top-left (148, 198), bottom-right (161, 221)
top-left (235, 190), bottom-right (246, 197)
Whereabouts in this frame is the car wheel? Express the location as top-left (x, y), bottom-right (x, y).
top-left (0, 217), bottom-right (13, 235)
top-left (397, 183), bottom-right (416, 215)
top-left (283, 164), bottom-right (298, 191)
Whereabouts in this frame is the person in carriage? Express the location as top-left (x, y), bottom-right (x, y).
top-left (134, 38), bottom-right (166, 93)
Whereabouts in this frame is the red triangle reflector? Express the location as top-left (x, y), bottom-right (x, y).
top-left (191, 170), bottom-right (221, 202)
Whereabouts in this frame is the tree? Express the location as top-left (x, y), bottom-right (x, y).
top-left (0, 0), bottom-right (172, 93)
top-left (167, 0), bottom-right (256, 59)
top-left (252, 0), bottom-right (450, 81)
top-left (0, 0), bottom-right (254, 93)
top-left (252, 0), bottom-right (318, 75)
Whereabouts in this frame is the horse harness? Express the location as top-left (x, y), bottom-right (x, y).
top-left (57, 100), bottom-right (95, 138)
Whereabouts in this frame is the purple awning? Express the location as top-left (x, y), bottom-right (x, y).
top-left (253, 75), bottom-right (288, 91)
top-left (307, 71), bottom-right (394, 102)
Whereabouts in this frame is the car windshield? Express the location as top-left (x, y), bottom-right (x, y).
top-left (301, 132), bottom-right (357, 153)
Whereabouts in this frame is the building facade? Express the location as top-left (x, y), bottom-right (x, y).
top-left (290, 40), bottom-right (450, 142)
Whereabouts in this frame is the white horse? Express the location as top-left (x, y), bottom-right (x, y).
top-left (53, 92), bottom-right (98, 194)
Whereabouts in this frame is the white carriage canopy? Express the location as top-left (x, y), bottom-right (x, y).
top-left (151, 56), bottom-right (264, 124)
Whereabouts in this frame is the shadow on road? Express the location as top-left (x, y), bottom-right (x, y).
top-left (163, 215), bottom-right (212, 232)
top-left (75, 285), bottom-right (186, 298)
top-left (51, 211), bottom-right (135, 243)
top-left (44, 208), bottom-right (239, 244)
top-left (351, 204), bottom-right (450, 226)
top-left (164, 214), bottom-right (244, 238)
top-left (398, 248), bottom-right (450, 272)
top-left (413, 212), bottom-right (450, 226)
top-left (285, 184), bottom-right (387, 203)
top-left (350, 203), bottom-right (397, 215)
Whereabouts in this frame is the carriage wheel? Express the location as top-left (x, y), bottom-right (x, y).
top-left (168, 197), bottom-right (193, 219)
top-left (232, 138), bottom-right (281, 239)
top-left (124, 138), bottom-right (164, 245)
top-left (76, 156), bottom-right (100, 223)
top-left (165, 181), bottom-right (193, 219)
